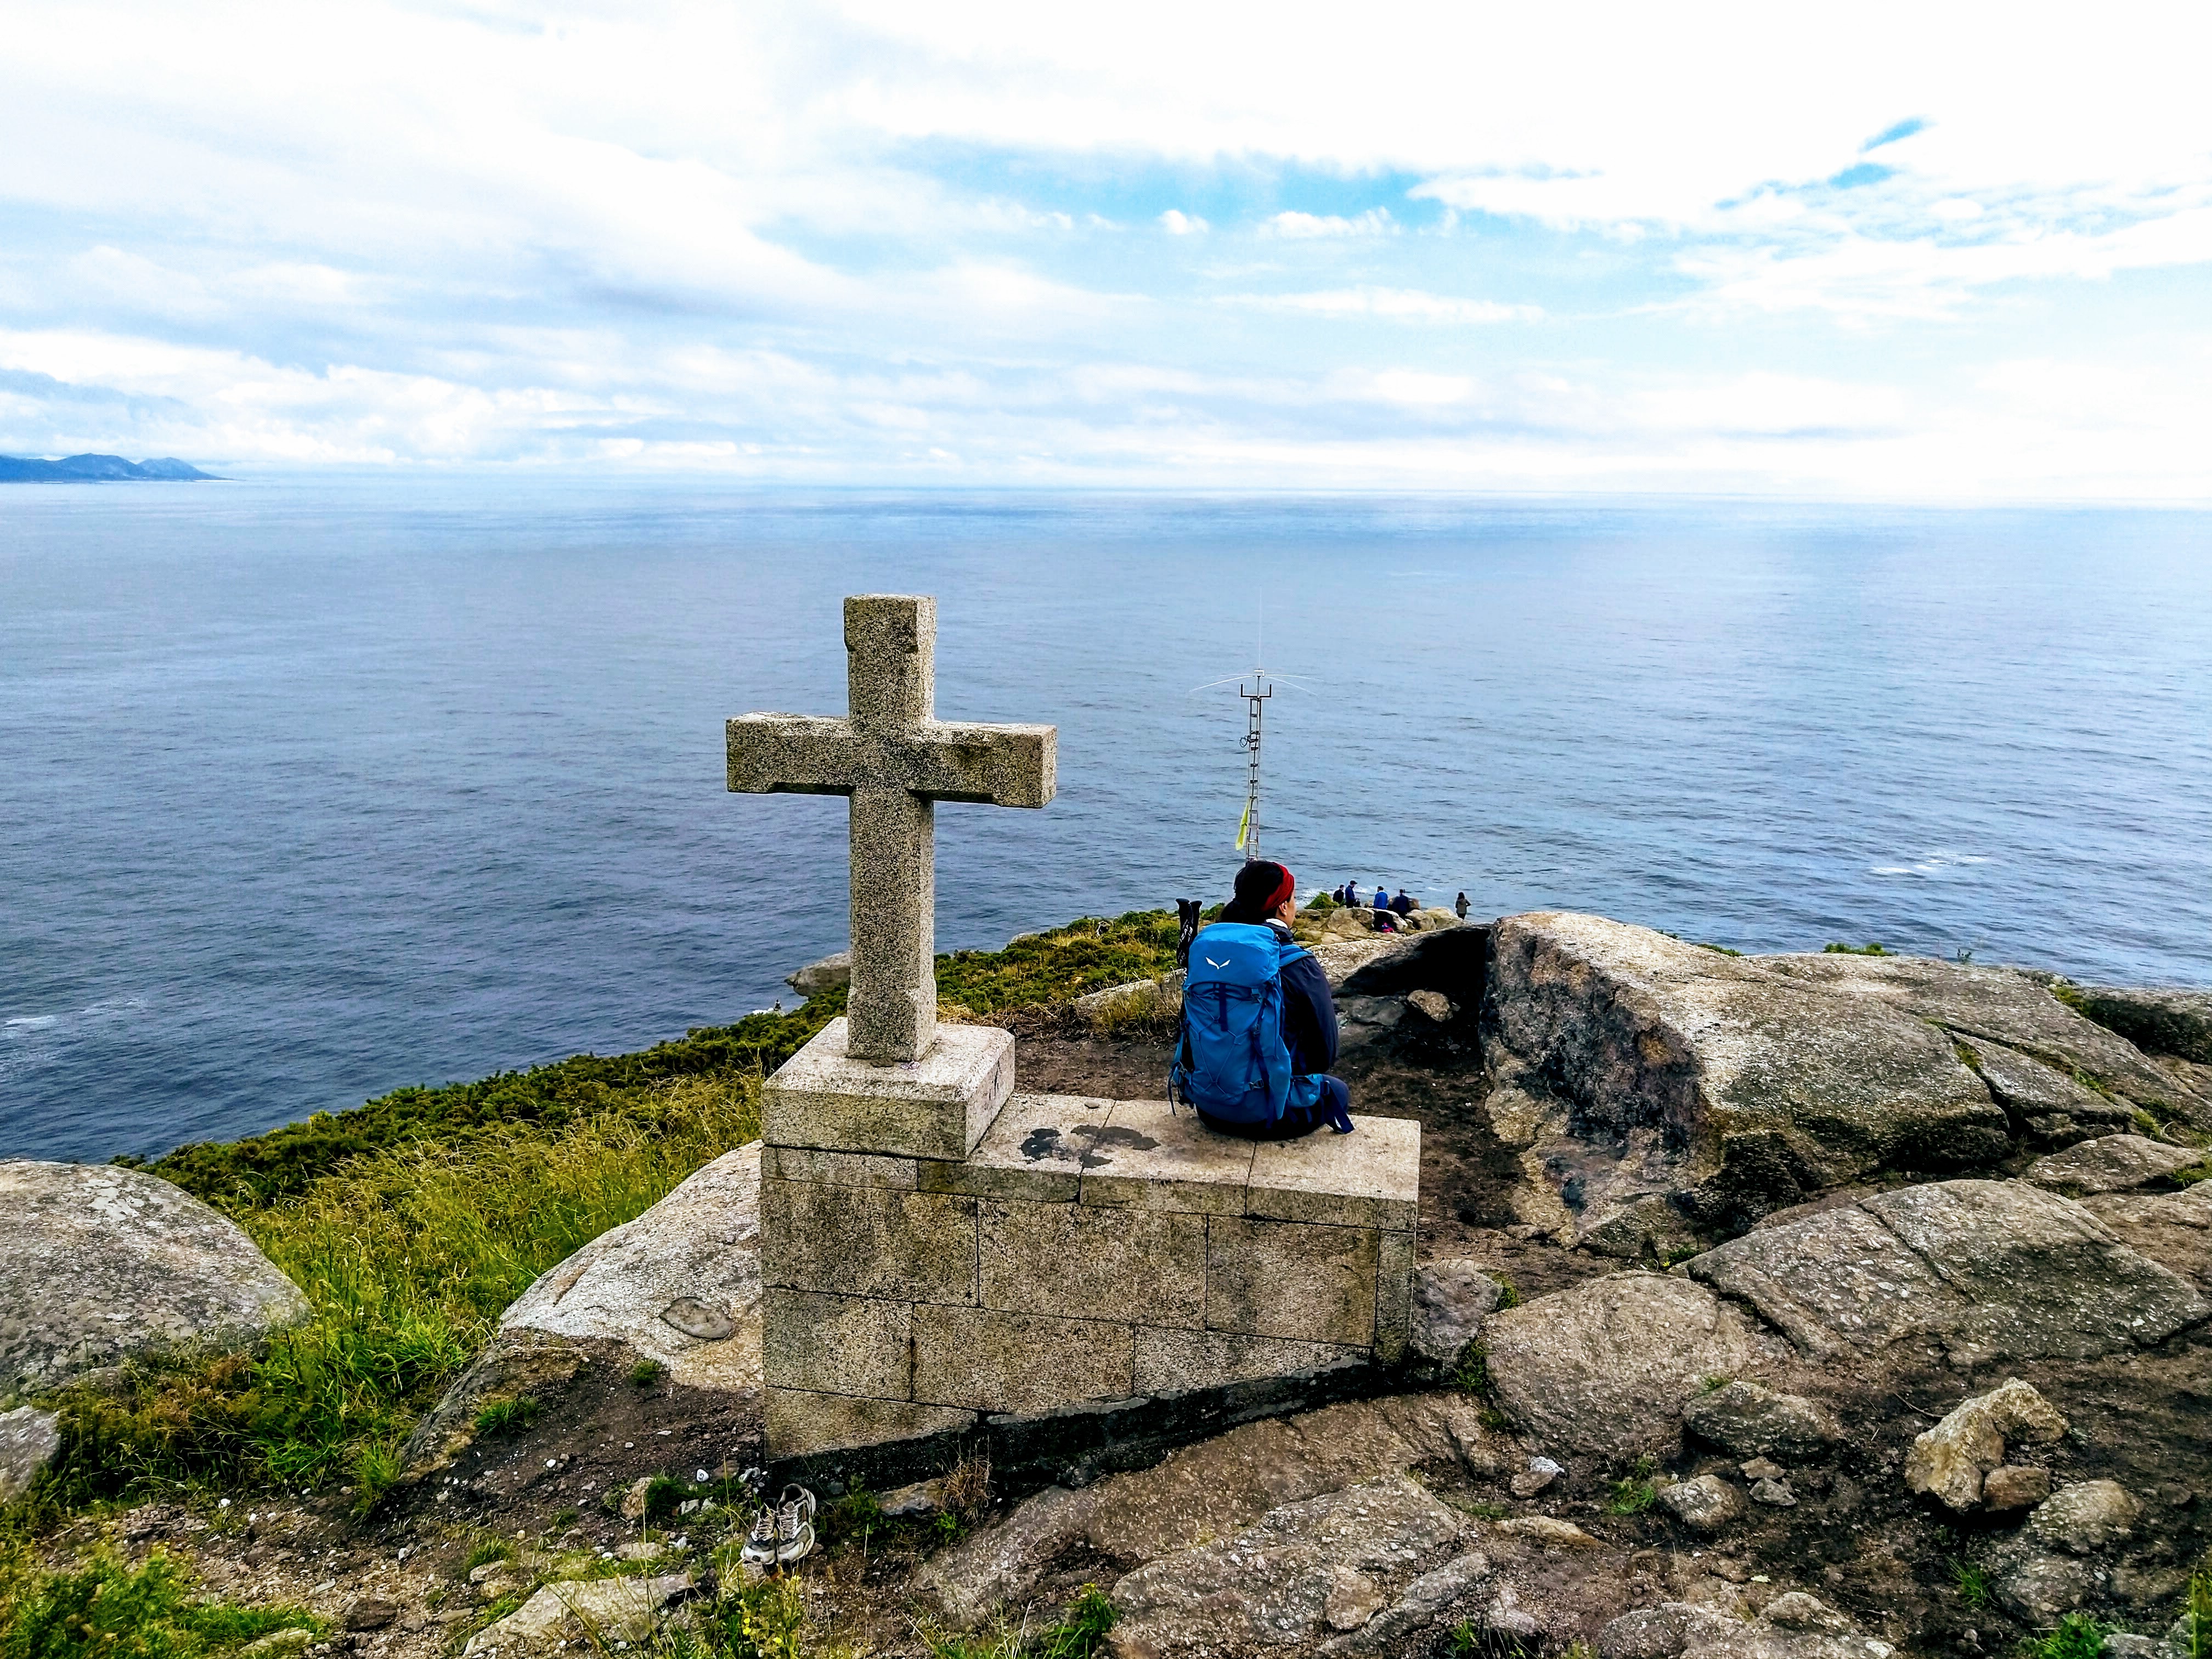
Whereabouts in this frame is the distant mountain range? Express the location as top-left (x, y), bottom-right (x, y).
top-left (0, 454), bottom-right (221, 482)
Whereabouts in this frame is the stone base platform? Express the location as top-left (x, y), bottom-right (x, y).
top-left (761, 1029), bottom-right (1421, 1462)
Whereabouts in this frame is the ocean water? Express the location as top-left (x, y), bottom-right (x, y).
top-left (4, 481), bottom-right (2209, 1164)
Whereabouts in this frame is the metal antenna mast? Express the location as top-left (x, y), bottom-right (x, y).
top-left (1237, 674), bottom-right (1272, 862)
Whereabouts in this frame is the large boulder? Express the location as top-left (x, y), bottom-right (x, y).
top-left (495, 1144), bottom-right (759, 1387)
top-left (786, 951), bottom-right (850, 995)
top-left (461, 1572), bottom-right (697, 1657)
top-left (1597, 1596), bottom-right (1892, 1659)
top-left (1108, 1476), bottom-right (1463, 1652)
top-left (1482, 916), bottom-right (2011, 1246)
top-left (403, 1146), bottom-right (760, 1474)
top-left (1307, 938), bottom-right (1412, 989)
top-left (1480, 916), bottom-right (2206, 1249)
top-left (2062, 984), bottom-right (2212, 1064)
top-left (1072, 972), bottom-right (1183, 1027)
top-left (1982, 1480), bottom-right (2147, 1628)
top-left (2025, 1479), bottom-right (2142, 1554)
top-left (1314, 907), bottom-right (1387, 943)
top-left (1482, 1273), bottom-right (1764, 1462)
top-left (1686, 1179), bottom-right (2208, 1365)
top-left (0, 1160), bottom-right (309, 1397)
top-left (920, 1391), bottom-right (1496, 1625)
top-left (1317, 1550), bottom-right (1493, 1656)
top-left (1767, 953), bottom-right (2204, 1124)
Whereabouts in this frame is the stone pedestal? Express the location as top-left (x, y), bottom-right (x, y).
top-left (760, 1043), bottom-right (1423, 1460)
top-left (763, 1017), bottom-right (1013, 1161)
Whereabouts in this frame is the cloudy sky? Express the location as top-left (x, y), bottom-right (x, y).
top-left (4, 1), bottom-right (2210, 496)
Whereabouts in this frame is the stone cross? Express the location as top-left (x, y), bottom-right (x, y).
top-left (726, 595), bottom-right (1056, 1064)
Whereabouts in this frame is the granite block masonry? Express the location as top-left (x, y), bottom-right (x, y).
top-left (727, 595), bottom-right (1421, 1459)
top-left (758, 1097), bottom-right (1421, 1453)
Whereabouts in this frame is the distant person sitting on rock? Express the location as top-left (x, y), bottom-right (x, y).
top-left (1390, 888), bottom-right (1417, 916)
top-left (1171, 860), bottom-right (1351, 1141)
top-left (1455, 891), bottom-right (1470, 920)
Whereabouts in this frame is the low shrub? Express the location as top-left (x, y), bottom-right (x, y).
top-left (0, 1548), bottom-right (316, 1659)
top-left (2018, 1612), bottom-right (2110, 1659)
top-left (472, 1396), bottom-right (541, 1437)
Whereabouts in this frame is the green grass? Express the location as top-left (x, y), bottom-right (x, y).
top-left (934, 911), bottom-right (1182, 1019)
top-left (1603, 1455), bottom-right (1657, 1516)
top-left (1948, 1556), bottom-right (1991, 1610)
top-left (472, 1396), bottom-right (541, 1437)
top-left (462, 1537), bottom-right (517, 1573)
top-left (131, 1007), bottom-right (829, 1209)
top-left (2181, 1551), bottom-right (2211, 1659)
top-left (1493, 1277), bottom-right (1521, 1312)
top-left (1032, 1588), bottom-right (1116, 1659)
top-left (0, 1548), bottom-right (317, 1659)
top-left (2015, 1613), bottom-right (2110, 1659)
top-left (1823, 941), bottom-right (1892, 956)
top-left (917, 1588), bottom-right (1116, 1659)
top-left (628, 1358), bottom-right (668, 1388)
top-left (45, 1074), bottom-right (761, 1506)
top-left (1448, 1342), bottom-right (1512, 1431)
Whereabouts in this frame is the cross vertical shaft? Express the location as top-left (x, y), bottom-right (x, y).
top-left (847, 783), bottom-right (935, 1060)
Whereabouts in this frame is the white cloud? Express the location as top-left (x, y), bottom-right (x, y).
top-left (1234, 287), bottom-right (1539, 325)
top-left (0, 0), bottom-right (2209, 494)
top-left (1263, 208), bottom-right (1395, 238)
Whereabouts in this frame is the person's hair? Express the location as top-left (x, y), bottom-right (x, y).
top-left (1221, 860), bottom-right (1294, 924)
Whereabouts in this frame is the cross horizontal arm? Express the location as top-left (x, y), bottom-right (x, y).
top-left (903, 721), bottom-right (1057, 808)
top-left (726, 714), bottom-right (865, 796)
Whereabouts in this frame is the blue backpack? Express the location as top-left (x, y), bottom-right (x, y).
top-left (1170, 923), bottom-right (1325, 1124)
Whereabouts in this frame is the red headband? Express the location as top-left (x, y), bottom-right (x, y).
top-left (1265, 865), bottom-right (1296, 912)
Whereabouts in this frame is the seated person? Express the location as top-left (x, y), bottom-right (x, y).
top-left (1390, 888), bottom-right (1417, 915)
top-left (1172, 860), bottom-right (1352, 1141)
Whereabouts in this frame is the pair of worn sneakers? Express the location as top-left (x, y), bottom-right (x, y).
top-left (740, 1483), bottom-right (817, 1569)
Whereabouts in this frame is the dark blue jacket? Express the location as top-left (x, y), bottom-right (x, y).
top-left (1267, 920), bottom-right (1339, 1074)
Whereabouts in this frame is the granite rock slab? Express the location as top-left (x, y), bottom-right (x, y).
top-left (918, 1392), bottom-right (1497, 1626)
top-left (1483, 1272), bottom-right (1764, 1462)
top-left (501, 1145), bottom-right (762, 1391)
top-left (0, 1160), bottom-right (309, 1398)
top-left (2025, 1134), bottom-right (2204, 1194)
top-left (1108, 1475), bottom-right (1463, 1651)
top-left (1688, 1178), bottom-right (2209, 1364)
top-left (0, 1406), bottom-right (61, 1506)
